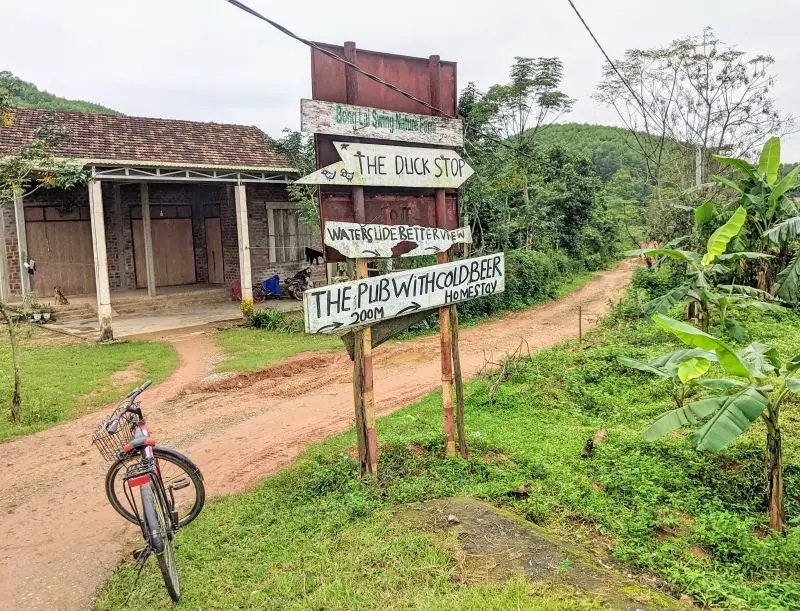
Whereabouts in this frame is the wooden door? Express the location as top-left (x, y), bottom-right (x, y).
top-left (133, 218), bottom-right (196, 287)
top-left (205, 218), bottom-right (224, 284)
top-left (26, 220), bottom-right (96, 296)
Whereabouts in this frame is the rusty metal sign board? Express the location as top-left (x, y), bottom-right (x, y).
top-left (301, 99), bottom-right (463, 146)
top-left (324, 221), bottom-right (472, 258)
top-left (298, 142), bottom-right (473, 188)
top-left (304, 253), bottom-right (505, 333)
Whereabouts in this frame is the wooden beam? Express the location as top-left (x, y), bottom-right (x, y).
top-left (139, 183), bottom-right (156, 297)
top-left (88, 180), bottom-right (113, 342)
top-left (234, 184), bottom-right (253, 302)
top-left (13, 192), bottom-right (29, 296)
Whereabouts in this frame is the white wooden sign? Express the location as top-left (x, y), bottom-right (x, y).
top-left (324, 221), bottom-right (472, 258)
top-left (304, 253), bottom-right (504, 333)
top-left (301, 99), bottom-right (464, 147)
top-left (296, 142), bottom-right (474, 189)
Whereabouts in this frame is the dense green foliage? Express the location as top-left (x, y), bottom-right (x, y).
top-left (99, 282), bottom-right (800, 609)
top-left (532, 123), bottom-right (655, 182)
top-left (0, 338), bottom-right (177, 441)
top-left (0, 71), bottom-right (119, 114)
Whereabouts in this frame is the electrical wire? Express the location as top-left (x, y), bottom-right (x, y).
top-left (225, 0), bottom-right (454, 119)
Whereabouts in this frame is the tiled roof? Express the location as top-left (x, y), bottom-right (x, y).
top-left (0, 108), bottom-right (295, 171)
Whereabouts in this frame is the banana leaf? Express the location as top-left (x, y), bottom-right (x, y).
top-left (641, 396), bottom-right (723, 441)
top-left (652, 314), bottom-right (752, 378)
top-left (691, 387), bottom-right (769, 451)
top-left (758, 137), bottom-right (781, 187)
top-left (702, 207), bottom-right (747, 266)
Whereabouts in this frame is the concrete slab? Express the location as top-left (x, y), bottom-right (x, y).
top-left (45, 299), bottom-right (303, 340)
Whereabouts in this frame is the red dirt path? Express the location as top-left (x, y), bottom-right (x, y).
top-left (0, 261), bottom-right (634, 610)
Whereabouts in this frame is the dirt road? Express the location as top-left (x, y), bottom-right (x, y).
top-left (0, 261), bottom-right (633, 610)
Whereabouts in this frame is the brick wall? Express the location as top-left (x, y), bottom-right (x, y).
top-left (3, 180), bottom-right (320, 296)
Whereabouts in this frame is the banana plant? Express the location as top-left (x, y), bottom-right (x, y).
top-left (631, 314), bottom-right (800, 532)
top-left (627, 206), bottom-right (778, 336)
top-left (713, 137), bottom-right (800, 301)
top-left (617, 348), bottom-right (719, 408)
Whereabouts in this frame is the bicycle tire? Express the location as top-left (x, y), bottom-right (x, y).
top-left (142, 482), bottom-right (181, 602)
top-left (106, 446), bottom-right (205, 528)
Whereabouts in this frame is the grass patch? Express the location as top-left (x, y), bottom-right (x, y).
top-left (214, 328), bottom-right (342, 373)
top-left (98, 301), bottom-right (800, 609)
top-left (0, 339), bottom-right (178, 442)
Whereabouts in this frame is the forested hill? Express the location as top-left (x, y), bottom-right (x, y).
top-left (531, 123), bottom-right (650, 182)
top-left (0, 71), bottom-right (120, 115)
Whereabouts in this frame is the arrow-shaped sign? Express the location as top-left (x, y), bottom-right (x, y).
top-left (303, 253), bottom-right (505, 334)
top-left (324, 221), bottom-right (472, 259)
top-left (297, 142), bottom-right (474, 189)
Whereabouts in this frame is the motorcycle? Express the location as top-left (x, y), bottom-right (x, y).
top-left (286, 267), bottom-right (313, 300)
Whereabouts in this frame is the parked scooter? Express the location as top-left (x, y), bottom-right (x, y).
top-left (286, 267), bottom-right (313, 300)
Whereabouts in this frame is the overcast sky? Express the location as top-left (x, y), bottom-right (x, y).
top-left (3, 0), bottom-right (798, 159)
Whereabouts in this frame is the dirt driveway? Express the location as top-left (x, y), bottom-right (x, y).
top-left (0, 261), bottom-right (634, 610)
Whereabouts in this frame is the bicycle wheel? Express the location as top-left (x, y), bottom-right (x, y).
top-left (141, 482), bottom-right (180, 602)
top-left (106, 446), bottom-right (205, 527)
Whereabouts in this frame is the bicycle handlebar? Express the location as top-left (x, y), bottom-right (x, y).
top-left (125, 379), bottom-right (152, 399)
top-left (105, 380), bottom-right (153, 431)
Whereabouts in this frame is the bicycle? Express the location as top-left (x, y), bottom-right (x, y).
top-left (92, 380), bottom-right (205, 603)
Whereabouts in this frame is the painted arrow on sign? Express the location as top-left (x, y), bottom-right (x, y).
top-left (296, 142), bottom-right (474, 189)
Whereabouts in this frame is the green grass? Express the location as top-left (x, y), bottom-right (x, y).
top-left (214, 328), bottom-right (342, 373)
top-left (98, 295), bottom-right (800, 609)
top-left (0, 337), bottom-right (178, 442)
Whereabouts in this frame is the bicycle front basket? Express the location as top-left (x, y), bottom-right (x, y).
top-left (91, 413), bottom-right (138, 461)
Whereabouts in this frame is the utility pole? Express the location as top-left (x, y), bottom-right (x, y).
top-left (695, 146), bottom-right (702, 187)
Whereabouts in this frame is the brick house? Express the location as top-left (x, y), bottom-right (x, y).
top-left (0, 108), bottom-right (321, 340)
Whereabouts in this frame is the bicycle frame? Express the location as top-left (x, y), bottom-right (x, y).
top-left (120, 421), bottom-right (180, 538)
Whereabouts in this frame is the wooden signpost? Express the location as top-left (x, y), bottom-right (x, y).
top-left (303, 253), bottom-right (504, 333)
top-left (301, 99), bottom-right (464, 146)
top-left (302, 41), bottom-right (500, 476)
top-left (296, 142), bottom-right (473, 189)
top-left (324, 221), bottom-right (472, 259)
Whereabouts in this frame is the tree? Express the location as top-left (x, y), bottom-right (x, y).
top-left (629, 206), bottom-right (781, 335)
top-left (265, 129), bottom-right (319, 229)
top-left (712, 137), bottom-right (800, 300)
top-left (466, 57), bottom-right (574, 248)
top-left (596, 28), bottom-right (791, 187)
top-left (0, 90), bottom-right (87, 422)
top-left (629, 314), bottom-right (800, 532)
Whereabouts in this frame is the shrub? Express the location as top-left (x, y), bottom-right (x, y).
top-left (245, 308), bottom-right (289, 331)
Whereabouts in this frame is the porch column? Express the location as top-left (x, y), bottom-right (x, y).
top-left (88, 179), bottom-right (113, 342)
top-left (13, 192), bottom-right (30, 296)
top-left (0, 211), bottom-right (11, 301)
top-left (139, 183), bottom-right (157, 296)
top-left (234, 184), bottom-right (253, 301)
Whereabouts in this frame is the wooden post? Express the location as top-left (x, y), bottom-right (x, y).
top-left (139, 183), bottom-right (156, 297)
top-left (88, 179), bottom-right (113, 342)
top-left (451, 304), bottom-right (468, 458)
top-left (234, 184), bottom-right (253, 302)
top-left (344, 40), bottom-right (377, 475)
top-left (13, 192), bottom-right (29, 296)
top-left (578, 304), bottom-right (583, 346)
top-left (429, 54), bottom-right (456, 457)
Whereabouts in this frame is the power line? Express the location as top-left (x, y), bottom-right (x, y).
top-left (224, 0), bottom-right (541, 163)
top-left (564, 0), bottom-right (660, 129)
top-left (225, 0), bottom-right (454, 118)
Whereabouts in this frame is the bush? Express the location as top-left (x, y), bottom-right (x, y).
top-left (244, 308), bottom-right (300, 331)
top-left (457, 249), bottom-right (577, 321)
